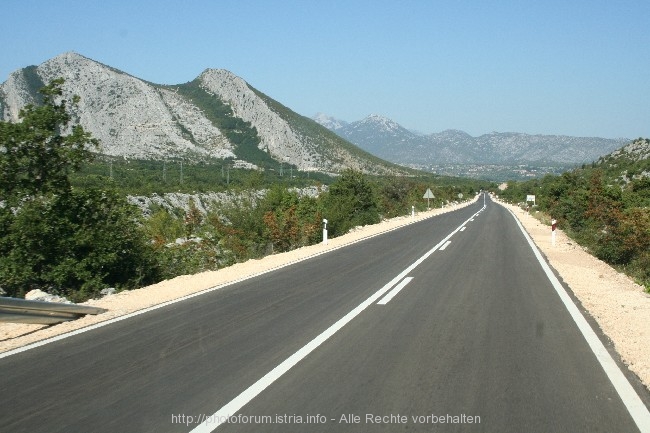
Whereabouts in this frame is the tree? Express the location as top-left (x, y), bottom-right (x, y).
top-left (323, 169), bottom-right (379, 237)
top-left (184, 198), bottom-right (203, 237)
top-left (0, 78), bottom-right (97, 202)
top-left (0, 79), bottom-right (155, 300)
top-left (0, 189), bottom-right (155, 300)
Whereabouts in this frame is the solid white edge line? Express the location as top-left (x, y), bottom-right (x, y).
top-left (377, 277), bottom-right (414, 305)
top-left (0, 200), bottom-right (482, 360)
top-left (190, 205), bottom-right (487, 432)
top-left (505, 207), bottom-right (650, 432)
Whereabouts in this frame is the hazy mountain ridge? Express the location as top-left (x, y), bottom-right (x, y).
top-left (0, 52), bottom-right (403, 175)
top-left (314, 113), bottom-right (629, 168)
top-left (312, 112), bottom-right (348, 131)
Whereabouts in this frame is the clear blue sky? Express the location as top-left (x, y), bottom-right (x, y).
top-left (2, 0), bottom-right (649, 139)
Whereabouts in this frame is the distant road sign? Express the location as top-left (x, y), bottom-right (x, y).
top-left (423, 188), bottom-right (435, 209)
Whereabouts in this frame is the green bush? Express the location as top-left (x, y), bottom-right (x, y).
top-left (322, 169), bottom-right (380, 237)
top-left (0, 190), bottom-right (156, 300)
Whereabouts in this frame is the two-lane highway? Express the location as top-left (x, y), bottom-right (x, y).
top-left (1, 195), bottom-right (648, 432)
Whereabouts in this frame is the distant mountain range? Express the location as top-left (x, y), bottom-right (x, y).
top-left (0, 52), bottom-right (403, 176)
top-left (0, 52), bottom-right (632, 181)
top-left (313, 113), bottom-right (630, 179)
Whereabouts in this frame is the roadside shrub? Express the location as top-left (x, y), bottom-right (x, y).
top-left (0, 189), bottom-right (156, 301)
top-left (322, 169), bottom-right (379, 237)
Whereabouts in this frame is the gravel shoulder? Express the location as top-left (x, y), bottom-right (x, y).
top-left (2, 196), bottom-right (649, 393)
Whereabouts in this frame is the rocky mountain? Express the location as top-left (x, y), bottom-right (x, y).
top-left (312, 112), bottom-right (348, 131)
top-left (315, 113), bottom-right (629, 175)
top-left (0, 52), bottom-right (402, 175)
top-left (336, 114), bottom-right (418, 153)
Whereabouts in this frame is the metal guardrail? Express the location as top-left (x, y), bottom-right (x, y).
top-left (0, 297), bottom-right (107, 325)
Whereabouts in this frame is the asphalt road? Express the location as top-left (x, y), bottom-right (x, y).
top-left (1, 195), bottom-right (648, 432)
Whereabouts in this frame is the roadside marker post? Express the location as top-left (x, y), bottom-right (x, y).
top-left (323, 219), bottom-right (328, 246)
top-left (551, 218), bottom-right (557, 246)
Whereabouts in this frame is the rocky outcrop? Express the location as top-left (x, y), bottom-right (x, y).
top-left (127, 186), bottom-right (327, 217)
top-left (605, 138), bottom-right (650, 163)
top-left (199, 69), bottom-right (321, 170)
top-left (25, 289), bottom-right (71, 304)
